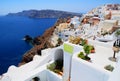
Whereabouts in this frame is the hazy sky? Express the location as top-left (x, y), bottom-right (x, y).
top-left (0, 0), bottom-right (120, 15)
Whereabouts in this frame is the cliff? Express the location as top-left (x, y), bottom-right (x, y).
top-left (7, 9), bottom-right (82, 18)
top-left (19, 18), bottom-right (67, 66)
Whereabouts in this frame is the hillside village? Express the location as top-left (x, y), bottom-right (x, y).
top-left (51, 4), bottom-right (120, 46)
top-left (1, 4), bottom-right (120, 81)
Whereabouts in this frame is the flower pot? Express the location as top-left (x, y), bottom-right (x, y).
top-left (91, 49), bottom-right (95, 53)
top-left (84, 56), bottom-right (91, 61)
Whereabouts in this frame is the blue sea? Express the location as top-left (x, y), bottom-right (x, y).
top-left (0, 16), bottom-right (57, 75)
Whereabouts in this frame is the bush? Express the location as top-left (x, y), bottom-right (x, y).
top-left (47, 60), bottom-right (63, 75)
top-left (78, 52), bottom-right (91, 61)
top-left (83, 44), bottom-right (95, 55)
top-left (83, 44), bottom-right (91, 55)
top-left (78, 52), bottom-right (85, 59)
top-left (80, 39), bottom-right (88, 46)
top-left (104, 65), bottom-right (114, 72)
top-left (47, 62), bottom-right (56, 71)
top-left (115, 29), bottom-right (120, 37)
top-left (69, 36), bottom-right (81, 44)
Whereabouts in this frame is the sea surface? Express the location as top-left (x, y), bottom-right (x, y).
top-left (0, 16), bottom-right (57, 75)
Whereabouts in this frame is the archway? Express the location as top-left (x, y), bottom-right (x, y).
top-left (54, 49), bottom-right (64, 75)
top-left (54, 49), bottom-right (64, 61)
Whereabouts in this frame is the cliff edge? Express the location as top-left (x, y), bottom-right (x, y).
top-left (19, 18), bottom-right (67, 66)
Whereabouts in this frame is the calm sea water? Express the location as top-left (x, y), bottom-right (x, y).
top-left (0, 16), bottom-right (57, 74)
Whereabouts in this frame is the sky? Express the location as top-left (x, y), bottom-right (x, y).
top-left (0, 0), bottom-right (120, 15)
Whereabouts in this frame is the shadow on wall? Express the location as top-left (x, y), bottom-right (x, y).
top-left (54, 49), bottom-right (64, 62)
top-left (54, 49), bottom-right (64, 72)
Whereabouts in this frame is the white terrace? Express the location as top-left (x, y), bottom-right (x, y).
top-left (1, 40), bottom-right (120, 81)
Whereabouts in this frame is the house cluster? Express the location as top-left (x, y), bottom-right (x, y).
top-left (50, 4), bottom-right (120, 47)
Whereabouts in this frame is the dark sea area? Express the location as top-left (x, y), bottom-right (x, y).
top-left (0, 16), bottom-right (57, 74)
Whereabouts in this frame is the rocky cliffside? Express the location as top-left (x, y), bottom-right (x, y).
top-left (19, 18), bottom-right (67, 66)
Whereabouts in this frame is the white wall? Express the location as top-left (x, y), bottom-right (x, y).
top-left (4, 49), bottom-right (53, 81)
top-left (16, 53), bottom-right (52, 73)
top-left (25, 70), bottom-right (47, 81)
top-left (88, 39), bottom-right (113, 48)
top-left (71, 55), bottom-right (110, 81)
top-left (63, 42), bottom-right (83, 81)
top-left (63, 52), bottom-right (72, 81)
top-left (47, 70), bottom-right (62, 81)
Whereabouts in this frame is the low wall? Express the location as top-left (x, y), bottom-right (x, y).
top-left (88, 39), bottom-right (114, 48)
top-left (47, 70), bottom-right (62, 81)
top-left (25, 69), bottom-right (47, 81)
top-left (71, 54), bottom-right (110, 81)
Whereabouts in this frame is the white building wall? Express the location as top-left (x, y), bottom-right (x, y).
top-left (71, 55), bottom-right (110, 81)
top-left (63, 43), bottom-right (83, 81)
top-left (25, 70), bottom-right (47, 81)
top-left (63, 53), bottom-right (72, 81)
top-left (47, 70), bottom-right (62, 81)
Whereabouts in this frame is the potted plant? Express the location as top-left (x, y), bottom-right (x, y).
top-left (78, 51), bottom-right (91, 62)
top-left (90, 45), bottom-right (95, 53)
top-left (47, 60), bottom-right (63, 76)
top-left (47, 62), bottom-right (56, 72)
top-left (115, 29), bottom-right (120, 39)
top-left (83, 44), bottom-right (91, 61)
top-left (78, 52), bottom-right (85, 59)
top-left (80, 39), bottom-right (88, 46)
top-left (104, 65), bottom-right (114, 72)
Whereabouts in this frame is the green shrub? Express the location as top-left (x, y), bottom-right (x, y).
top-left (81, 39), bottom-right (86, 46)
top-left (115, 30), bottom-right (120, 37)
top-left (80, 39), bottom-right (88, 46)
top-left (78, 52), bottom-right (91, 61)
top-left (83, 44), bottom-right (91, 55)
top-left (47, 62), bottom-right (56, 71)
top-left (104, 65), bottom-right (114, 72)
top-left (78, 52), bottom-right (85, 59)
top-left (47, 60), bottom-right (63, 74)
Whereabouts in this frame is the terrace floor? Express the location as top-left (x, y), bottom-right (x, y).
top-left (88, 45), bottom-right (118, 69)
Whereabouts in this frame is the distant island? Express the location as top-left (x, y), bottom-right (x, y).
top-left (7, 9), bottom-right (82, 18)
